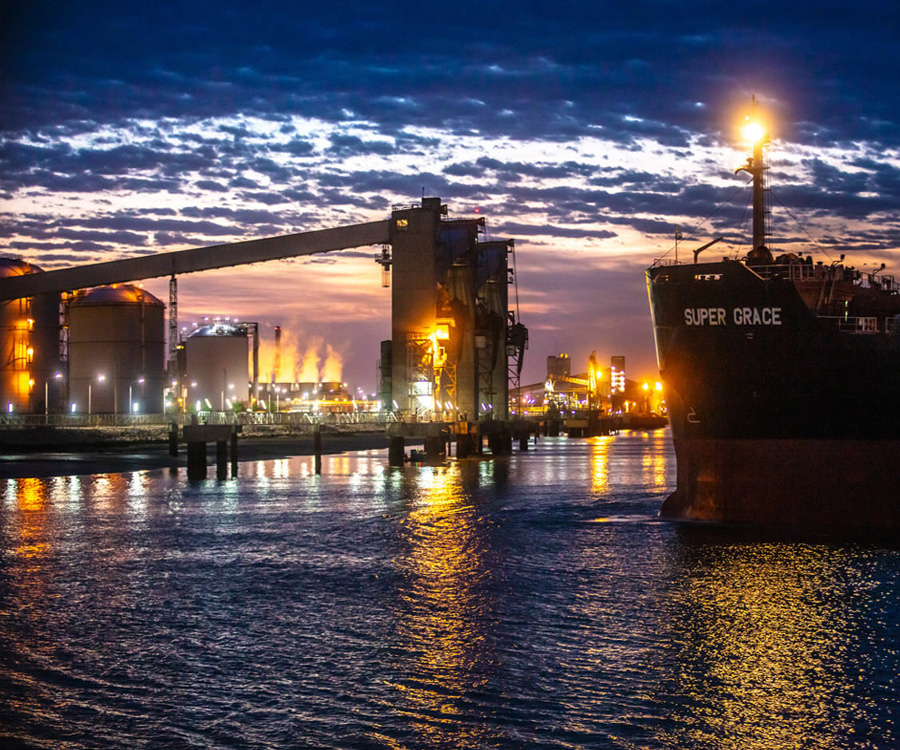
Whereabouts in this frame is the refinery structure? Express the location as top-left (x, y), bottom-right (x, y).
top-left (0, 198), bottom-right (528, 422)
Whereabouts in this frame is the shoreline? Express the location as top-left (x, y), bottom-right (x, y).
top-left (0, 431), bottom-right (406, 480)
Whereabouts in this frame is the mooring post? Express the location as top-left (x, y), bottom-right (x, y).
top-left (388, 435), bottom-right (405, 466)
top-left (230, 429), bottom-right (238, 477)
top-left (187, 441), bottom-right (207, 481)
top-left (455, 421), bottom-right (469, 459)
top-left (216, 440), bottom-right (227, 479)
top-left (169, 422), bottom-right (178, 457)
top-left (314, 425), bottom-right (322, 474)
top-left (519, 425), bottom-right (530, 451)
top-left (424, 434), bottom-right (443, 460)
top-left (183, 420), bottom-right (233, 482)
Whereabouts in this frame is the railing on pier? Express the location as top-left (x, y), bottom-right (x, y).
top-left (0, 410), bottom-right (402, 429)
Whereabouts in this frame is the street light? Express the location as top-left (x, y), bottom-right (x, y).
top-left (89, 374), bottom-right (106, 416)
top-left (45, 371), bottom-right (62, 420)
top-left (129, 376), bottom-right (145, 414)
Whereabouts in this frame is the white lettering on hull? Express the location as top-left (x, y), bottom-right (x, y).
top-left (684, 306), bottom-right (782, 326)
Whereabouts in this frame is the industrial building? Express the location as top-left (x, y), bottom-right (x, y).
top-left (180, 321), bottom-right (252, 413)
top-left (0, 197), bottom-right (526, 421)
top-left (386, 198), bottom-right (526, 421)
top-left (511, 353), bottom-right (664, 419)
top-left (0, 258), bottom-right (61, 414)
top-left (67, 284), bottom-right (166, 414)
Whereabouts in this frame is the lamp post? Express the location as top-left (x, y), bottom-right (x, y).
top-left (128, 376), bottom-right (145, 415)
top-left (89, 374), bottom-right (106, 416)
top-left (44, 372), bottom-right (62, 423)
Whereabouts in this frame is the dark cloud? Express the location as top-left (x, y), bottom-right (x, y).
top-left (498, 222), bottom-right (617, 241)
top-left (326, 134), bottom-right (395, 158)
top-left (3, 1), bottom-right (900, 386)
top-left (4, 2), bottom-right (899, 146)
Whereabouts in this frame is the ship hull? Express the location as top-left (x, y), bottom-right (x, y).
top-left (648, 260), bottom-right (900, 535)
top-left (664, 437), bottom-right (900, 532)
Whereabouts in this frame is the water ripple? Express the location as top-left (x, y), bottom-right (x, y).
top-left (1, 432), bottom-right (898, 748)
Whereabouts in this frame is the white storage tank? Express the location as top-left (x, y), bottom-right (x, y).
top-left (68, 285), bottom-right (166, 413)
top-left (0, 258), bottom-right (61, 413)
top-left (184, 322), bottom-right (250, 411)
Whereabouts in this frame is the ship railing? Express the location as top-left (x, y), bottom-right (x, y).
top-left (817, 315), bottom-right (888, 334)
top-left (750, 262), bottom-right (899, 292)
top-left (749, 263), bottom-right (823, 281)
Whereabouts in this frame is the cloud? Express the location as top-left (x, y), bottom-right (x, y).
top-left (4, 2), bottom-right (900, 387)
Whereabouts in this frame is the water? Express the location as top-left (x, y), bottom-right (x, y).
top-left (1, 430), bottom-right (898, 749)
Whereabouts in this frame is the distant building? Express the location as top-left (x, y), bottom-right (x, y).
top-left (546, 353), bottom-right (571, 379)
top-left (183, 322), bottom-right (250, 411)
top-left (511, 353), bottom-right (658, 418)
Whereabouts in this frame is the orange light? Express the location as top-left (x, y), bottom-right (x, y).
top-left (742, 119), bottom-right (766, 145)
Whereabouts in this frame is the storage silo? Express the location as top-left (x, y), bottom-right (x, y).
top-left (183, 322), bottom-right (250, 411)
top-left (68, 285), bottom-right (166, 413)
top-left (0, 258), bottom-right (61, 413)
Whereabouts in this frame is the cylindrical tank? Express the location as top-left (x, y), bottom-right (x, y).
top-left (184, 323), bottom-right (250, 411)
top-left (68, 285), bottom-right (166, 413)
top-left (0, 258), bottom-right (61, 413)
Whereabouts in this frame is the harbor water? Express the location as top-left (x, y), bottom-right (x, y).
top-left (2, 430), bottom-right (898, 749)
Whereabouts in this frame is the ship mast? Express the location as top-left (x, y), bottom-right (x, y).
top-left (736, 96), bottom-right (771, 262)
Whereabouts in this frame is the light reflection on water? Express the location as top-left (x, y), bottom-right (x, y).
top-left (388, 465), bottom-right (495, 748)
top-left (657, 536), bottom-right (898, 750)
top-left (1, 430), bottom-right (898, 749)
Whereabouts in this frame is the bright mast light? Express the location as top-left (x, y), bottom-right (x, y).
top-left (742, 118), bottom-right (766, 145)
top-left (739, 95), bottom-right (770, 146)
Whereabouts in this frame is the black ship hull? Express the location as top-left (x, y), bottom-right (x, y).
top-left (647, 260), bottom-right (900, 534)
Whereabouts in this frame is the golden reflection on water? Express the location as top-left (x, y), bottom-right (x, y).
top-left (380, 464), bottom-right (495, 748)
top-left (665, 541), bottom-right (859, 750)
top-left (589, 435), bottom-right (612, 492)
top-left (641, 449), bottom-right (668, 490)
top-left (11, 477), bottom-right (51, 560)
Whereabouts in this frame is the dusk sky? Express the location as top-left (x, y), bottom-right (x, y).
top-left (3, 2), bottom-right (900, 390)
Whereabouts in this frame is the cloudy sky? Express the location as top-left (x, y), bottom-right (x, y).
top-left (2, 1), bottom-right (900, 389)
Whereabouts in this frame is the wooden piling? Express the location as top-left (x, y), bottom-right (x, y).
top-left (314, 427), bottom-right (322, 474)
top-left (519, 430), bottom-right (529, 451)
top-left (169, 422), bottom-right (178, 457)
top-left (216, 440), bottom-right (228, 479)
top-left (424, 434), bottom-right (443, 459)
top-left (187, 441), bottom-right (207, 481)
top-left (388, 435), bottom-right (405, 466)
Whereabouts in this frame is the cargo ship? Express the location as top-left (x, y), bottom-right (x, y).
top-left (646, 110), bottom-right (900, 534)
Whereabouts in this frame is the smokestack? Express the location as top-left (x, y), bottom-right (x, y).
top-left (274, 326), bottom-right (282, 383)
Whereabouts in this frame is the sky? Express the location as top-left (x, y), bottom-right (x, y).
top-left (3, 1), bottom-right (900, 391)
